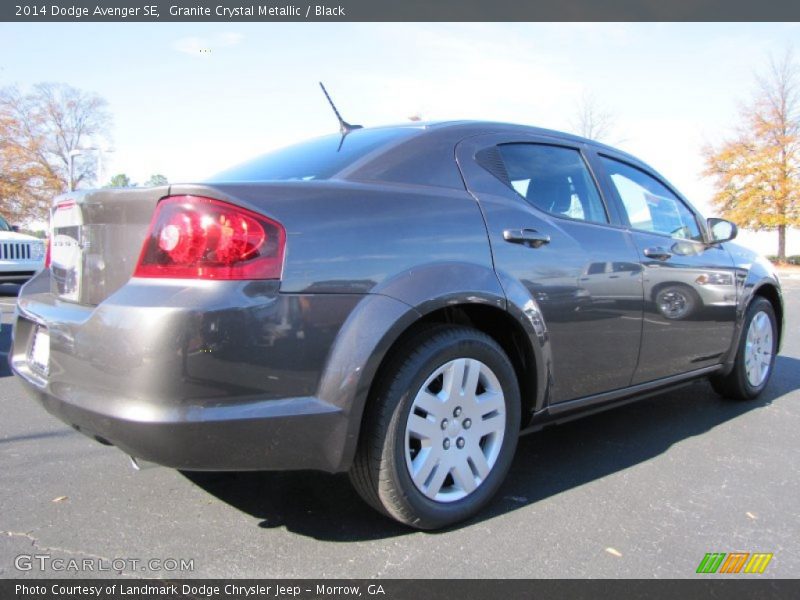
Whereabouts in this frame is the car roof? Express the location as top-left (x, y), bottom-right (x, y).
top-left (358, 119), bottom-right (647, 167)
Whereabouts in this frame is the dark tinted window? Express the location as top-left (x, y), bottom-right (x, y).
top-left (587, 262), bottom-right (607, 275)
top-left (613, 261), bottom-right (641, 273)
top-left (0, 216), bottom-right (10, 232)
top-left (601, 156), bottom-right (702, 241)
top-left (210, 128), bottom-right (421, 182)
top-left (496, 144), bottom-right (608, 224)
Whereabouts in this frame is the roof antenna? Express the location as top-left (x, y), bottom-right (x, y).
top-left (319, 82), bottom-right (362, 151)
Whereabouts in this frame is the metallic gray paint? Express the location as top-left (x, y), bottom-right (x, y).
top-left (457, 133), bottom-right (644, 402)
top-left (10, 121), bottom-right (784, 473)
top-left (719, 242), bottom-right (784, 372)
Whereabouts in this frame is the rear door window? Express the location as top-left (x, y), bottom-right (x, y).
top-left (496, 144), bottom-right (609, 224)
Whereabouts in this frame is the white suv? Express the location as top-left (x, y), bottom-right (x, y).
top-left (0, 215), bottom-right (46, 284)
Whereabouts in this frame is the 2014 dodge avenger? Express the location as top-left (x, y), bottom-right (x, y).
top-left (11, 120), bottom-right (783, 529)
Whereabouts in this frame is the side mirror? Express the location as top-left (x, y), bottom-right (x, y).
top-left (707, 218), bottom-right (737, 243)
top-left (10, 225), bottom-right (19, 233)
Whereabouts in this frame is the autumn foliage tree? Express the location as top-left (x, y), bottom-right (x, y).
top-left (703, 51), bottom-right (800, 261)
top-left (0, 83), bottom-right (111, 223)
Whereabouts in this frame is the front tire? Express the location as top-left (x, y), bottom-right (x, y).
top-left (711, 297), bottom-right (777, 400)
top-left (349, 326), bottom-right (521, 529)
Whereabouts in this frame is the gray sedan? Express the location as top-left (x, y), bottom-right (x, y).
top-left (10, 121), bottom-right (783, 529)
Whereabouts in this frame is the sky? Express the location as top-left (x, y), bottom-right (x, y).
top-left (1, 22), bottom-right (798, 255)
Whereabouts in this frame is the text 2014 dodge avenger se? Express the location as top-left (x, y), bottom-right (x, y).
top-left (11, 122), bottom-right (783, 529)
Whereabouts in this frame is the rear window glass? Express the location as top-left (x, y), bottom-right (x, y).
top-left (209, 127), bottom-right (421, 182)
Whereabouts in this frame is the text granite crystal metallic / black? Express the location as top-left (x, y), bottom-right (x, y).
top-left (10, 120), bottom-right (784, 529)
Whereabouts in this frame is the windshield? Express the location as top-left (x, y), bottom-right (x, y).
top-left (0, 215), bottom-right (11, 232)
top-left (209, 127), bottom-right (421, 183)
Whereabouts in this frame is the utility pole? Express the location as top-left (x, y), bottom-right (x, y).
top-left (67, 147), bottom-right (114, 191)
top-left (67, 149), bottom-right (82, 192)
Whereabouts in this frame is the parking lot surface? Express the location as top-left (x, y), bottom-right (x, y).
top-left (1, 279), bottom-right (799, 578)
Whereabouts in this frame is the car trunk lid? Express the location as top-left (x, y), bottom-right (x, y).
top-left (50, 186), bottom-right (168, 305)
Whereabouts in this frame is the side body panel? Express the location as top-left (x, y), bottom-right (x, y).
top-left (585, 148), bottom-right (739, 383)
top-left (627, 232), bottom-right (737, 383)
top-left (170, 181), bottom-right (492, 296)
top-left (456, 133), bottom-right (645, 404)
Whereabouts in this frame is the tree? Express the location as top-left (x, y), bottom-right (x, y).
top-left (570, 92), bottom-right (616, 143)
top-left (144, 173), bottom-right (168, 186)
top-left (0, 83), bottom-right (112, 222)
top-left (703, 50), bottom-right (800, 261)
top-left (105, 173), bottom-right (134, 188)
top-left (0, 110), bottom-right (41, 222)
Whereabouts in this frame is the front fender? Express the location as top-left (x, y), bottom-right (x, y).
top-left (720, 244), bottom-right (784, 372)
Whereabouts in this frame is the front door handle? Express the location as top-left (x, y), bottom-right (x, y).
top-left (503, 228), bottom-right (551, 249)
top-left (643, 246), bottom-right (672, 261)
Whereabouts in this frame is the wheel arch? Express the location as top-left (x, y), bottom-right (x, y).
top-left (368, 303), bottom-right (540, 426)
top-left (719, 278), bottom-right (784, 375)
top-left (752, 282), bottom-right (784, 349)
top-left (318, 260), bottom-right (551, 472)
top-left (325, 295), bottom-right (547, 472)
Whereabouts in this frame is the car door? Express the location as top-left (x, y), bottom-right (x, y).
top-left (456, 133), bottom-right (644, 404)
top-left (590, 151), bottom-right (738, 384)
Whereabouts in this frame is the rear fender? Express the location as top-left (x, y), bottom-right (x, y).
top-left (320, 261), bottom-right (551, 470)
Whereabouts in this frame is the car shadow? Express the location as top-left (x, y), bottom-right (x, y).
top-left (181, 354), bottom-right (795, 541)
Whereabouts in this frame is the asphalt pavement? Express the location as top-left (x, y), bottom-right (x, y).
top-left (1, 278), bottom-right (799, 579)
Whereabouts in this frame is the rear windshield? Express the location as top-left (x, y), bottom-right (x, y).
top-left (0, 215), bottom-right (11, 232)
top-left (210, 127), bottom-right (421, 182)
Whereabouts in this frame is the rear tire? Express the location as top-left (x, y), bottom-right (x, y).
top-left (349, 325), bottom-right (521, 529)
top-left (711, 297), bottom-right (777, 401)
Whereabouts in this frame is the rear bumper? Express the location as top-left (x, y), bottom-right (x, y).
top-left (10, 273), bottom-right (364, 472)
top-left (15, 375), bottom-right (346, 471)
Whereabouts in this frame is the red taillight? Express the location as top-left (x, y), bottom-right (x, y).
top-left (44, 237), bottom-right (51, 268)
top-left (134, 196), bottom-right (285, 280)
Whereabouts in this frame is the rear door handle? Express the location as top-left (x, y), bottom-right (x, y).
top-left (503, 228), bottom-right (550, 249)
top-left (643, 246), bottom-right (672, 261)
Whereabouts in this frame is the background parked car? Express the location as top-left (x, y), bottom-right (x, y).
top-left (0, 214), bottom-right (46, 285)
